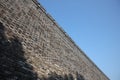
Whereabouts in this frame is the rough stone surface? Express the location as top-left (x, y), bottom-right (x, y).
top-left (0, 0), bottom-right (109, 80)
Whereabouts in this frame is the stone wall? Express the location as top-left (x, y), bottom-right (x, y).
top-left (0, 0), bottom-right (109, 80)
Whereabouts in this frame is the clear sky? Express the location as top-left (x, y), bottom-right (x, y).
top-left (38, 0), bottom-right (120, 80)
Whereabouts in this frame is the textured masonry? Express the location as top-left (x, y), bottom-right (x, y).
top-left (0, 0), bottom-right (109, 80)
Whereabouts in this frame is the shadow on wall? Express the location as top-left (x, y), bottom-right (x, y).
top-left (40, 72), bottom-right (85, 80)
top-left (0, 22), bottom-right (85, 80)
top-left (0, 22), bottom-right (38, 80)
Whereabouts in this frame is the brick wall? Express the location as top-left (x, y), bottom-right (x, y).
top-left (0, 0), bottom-right (109, 80)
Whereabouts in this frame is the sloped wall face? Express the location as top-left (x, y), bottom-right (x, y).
top-left (0, 0), bottom-right (109, 80)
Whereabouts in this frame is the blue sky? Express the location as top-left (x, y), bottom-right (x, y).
top-left (38, 0), bottom-right (120, 80)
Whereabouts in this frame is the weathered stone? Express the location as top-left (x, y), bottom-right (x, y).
top-left (0, 0), bottom-right (109, 80)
